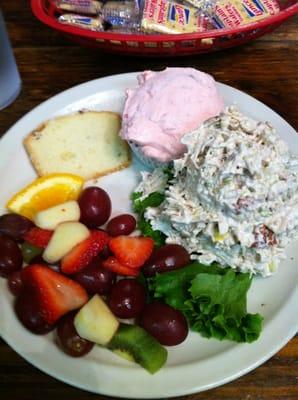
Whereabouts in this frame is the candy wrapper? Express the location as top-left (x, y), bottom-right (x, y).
top-left (188, 0), bottom-right (280, 29)
top-left (183, 0), bottom-right (215, 12)
top-left (56, 0), bottom-right (280, 34)
top-left (55, 0), bottom-right (103, 15)
top-left (141, 0), bottom-right (210, 34)
top-left (102, 0), bottom-right (141, 29)
top-left (58, 13), bottom-right (107, 30)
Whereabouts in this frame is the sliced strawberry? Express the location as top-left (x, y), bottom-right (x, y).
top-left (24, 227), bottom-right (53, 248)
top-left (22, 264), bottom-right (88, 324)
top-left (61, 230), bottom-right (110, 274)
top-left (102, 257), bottom-right (139, 277)
top-left (109, 236), bottom-right (154, 269)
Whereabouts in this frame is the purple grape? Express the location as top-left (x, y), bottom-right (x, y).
top-left (79, 187), bottom-right (111, 228)
top-left (73, 258), bottom-right (115, 295)
top-left (56, 312), bottom-right (94, 357)
top-left (142, 244), bottom-right (190, 277)
top-left (140, 302), bottom-right (188, 346)
top-left (0, 233), bottom-right (23, 278)
top-left (8, 270), bottom-right (23, 296)
top-left (109, 278), bottom-right (146, 318)
top-left (15, 291), bottom-right (54, 334)
top-left (0, 213), bottom-right (34, 241)
top-left (106, 214), bottom-right (136, 237)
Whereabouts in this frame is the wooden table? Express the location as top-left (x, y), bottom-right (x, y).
top-left (0, 1), bottom-right (297, 399)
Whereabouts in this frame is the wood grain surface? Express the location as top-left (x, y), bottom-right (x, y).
top-left (0, 1), bottom-right (297, 399)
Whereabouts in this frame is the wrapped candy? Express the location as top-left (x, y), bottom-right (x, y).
top-left (189, 0), bottom-right (280, 29)
top-left (55, 0), bottom-right (103, 15)
top-left (141, 0), bottom-right (210, 34)
top-left (58, 13), bottom-right (107, 30)
top-left (101, 1), bottom-right (141, 29)
top-left (183, 0), bottom-right (215, 12)
top-left (55, 0), bottom-right (280, 34)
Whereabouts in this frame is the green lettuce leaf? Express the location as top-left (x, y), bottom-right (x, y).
top-left (131, 191), bottom-right (166, 246)
top-left (132, 191), bottom-right (165, 214)
top-left (149, 262), bottom-right (263, 343)
top-left (149, 262), bottom-right (223, 310)
top-left (137, 214), bottom-right (166, 247)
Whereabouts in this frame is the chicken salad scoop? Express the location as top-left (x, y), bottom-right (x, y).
top-left (133, 106), bottom-right (298, 277)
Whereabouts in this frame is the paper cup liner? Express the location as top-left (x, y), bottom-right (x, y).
top-left (128, 141), bottom-right (168, 170)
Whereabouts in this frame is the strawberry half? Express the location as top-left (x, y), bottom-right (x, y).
top-left (103, 257), bottom-right (139, 277)
top-left (61, 230), bottom-right (110, 274)
top-left (22, 264), bottom-right (88, 324)
top-left (109, 236), bottom-right (154, 269)
top-left (24, 227), bottom-right (53, 248)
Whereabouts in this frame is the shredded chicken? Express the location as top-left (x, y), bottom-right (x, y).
top-left (135, 107), bottom-right (298, 276)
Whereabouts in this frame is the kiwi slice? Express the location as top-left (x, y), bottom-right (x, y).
top-left (107, 323), bottom-right (167, 374)
top-left (21, 242), bottom-right (42, 264)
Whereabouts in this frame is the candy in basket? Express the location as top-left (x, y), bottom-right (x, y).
top-left (54, 0), bottom-right (281, 34)
top-left (30, 0), bottom-right (298, 56)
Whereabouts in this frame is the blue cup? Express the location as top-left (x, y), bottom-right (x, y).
top-left (0, 10), bottom-right (22, 110)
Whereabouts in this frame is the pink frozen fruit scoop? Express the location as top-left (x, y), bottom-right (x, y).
top-left (121, 68), bottom-right (224, 168)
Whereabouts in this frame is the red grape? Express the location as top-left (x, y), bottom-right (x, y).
top-left (0, 213), bottom-right (34, 241)
top-left (73, 257), bottom-right (115, 295)
top-left (109, 279), bottom-right (146, 318)
top-left (106, 214), bottom-right (136, 237)
top-left (140, 303), bottom-right (188, 346)
top-left (142, 244), bottom-right (190, 277)
top-left (0, 233), bottom-right (23, 277)
top-left (56, 312), bottom-right (94, 357)
top-left (8, 270), bottom-right (23, 296)
top-left (15, 291), bottom-right (55, 334)
top-left (78, 187), bottom-right (111, 228)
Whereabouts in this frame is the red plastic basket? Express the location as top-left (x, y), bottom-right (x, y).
top-left (31, 0), bottom-right (298, 56)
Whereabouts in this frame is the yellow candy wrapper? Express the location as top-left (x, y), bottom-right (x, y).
top-left (141, 0), bottom-right (210, 34)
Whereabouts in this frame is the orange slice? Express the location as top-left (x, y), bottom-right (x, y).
top-left (6, 173), bottom-right (84, 220)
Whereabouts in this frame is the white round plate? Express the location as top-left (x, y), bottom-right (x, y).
top-left (0, 73), bottom-right (297, 398)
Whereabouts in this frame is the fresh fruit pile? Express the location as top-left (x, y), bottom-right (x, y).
top-left (1, 176), bottom-right (192, 374)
